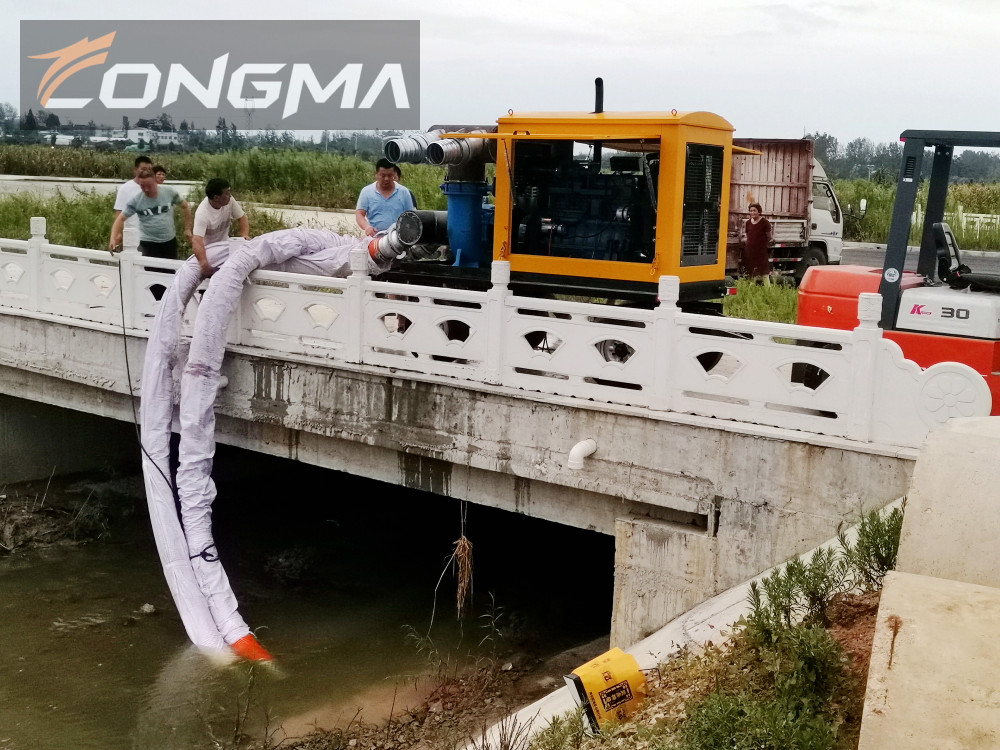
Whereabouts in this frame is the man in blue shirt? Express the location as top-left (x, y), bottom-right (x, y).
top-left (355, 158), bottom-right (415, 236)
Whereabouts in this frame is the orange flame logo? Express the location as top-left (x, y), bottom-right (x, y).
top-left (29, 31), bottom-right (116, 106)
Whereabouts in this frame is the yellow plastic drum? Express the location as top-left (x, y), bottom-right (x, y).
top-left (564, 647), bottom-right (647, 732)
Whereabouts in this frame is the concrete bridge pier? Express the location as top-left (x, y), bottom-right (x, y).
top-left (608, 432), bottom-right (916, 647)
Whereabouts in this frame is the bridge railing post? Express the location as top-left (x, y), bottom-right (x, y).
top-left (345, 248), bottom-right (370, 364)
top-left (117, 250), bottom-right (135, 330)
top-left (484, 261), bottom-right (510, 384)
top-left (27, 216), bottom-right (48, 313)
top-left (652, 276), bottom-right (680, 412)
top-left (122, 226), bottom-right (140, 255)
top-left (846, 292), bottom-right (883, 442)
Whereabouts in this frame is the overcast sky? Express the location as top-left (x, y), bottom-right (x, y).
top-left (3, 0), bottom-right (998, 146)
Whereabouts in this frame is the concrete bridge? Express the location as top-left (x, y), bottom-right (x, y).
top-left (1, 218), bottom-right (991, 646)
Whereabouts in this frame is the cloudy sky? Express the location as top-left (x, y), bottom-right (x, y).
top-left (3, 0), bottom-right (998, 146)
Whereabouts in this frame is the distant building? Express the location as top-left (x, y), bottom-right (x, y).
top-left (113, 128), bottom-right (182, 147)
top-left (154, 131), bottom-right (180, 146)
top-left (125, 128), bottom-right (156, 145)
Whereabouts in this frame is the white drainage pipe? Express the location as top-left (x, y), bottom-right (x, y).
top-left (567, 438), bottom-right (598, 470)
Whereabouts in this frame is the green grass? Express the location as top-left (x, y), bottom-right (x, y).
top-left (0, 144), bottom-right (448, 210)
top-left (0, 191), bottom-right (292, 255)
top-left (0, 190), bottom-right (117, 249)
top-left (723, 278), bottom-right (798, 323)
top-left (835, 178), bottom-right (1000, 250)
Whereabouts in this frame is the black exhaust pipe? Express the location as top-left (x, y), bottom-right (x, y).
top-left (593, 78), bottom-right (604, 169)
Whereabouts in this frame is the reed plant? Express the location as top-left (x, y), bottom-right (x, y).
top-left (0, 191), bottom-right (292, 254)
top-left (0, 190), bottom-right (117, 249)
top-left (834, 178), bottom-right (1000, 250)
top-left (0, 144), bottom-right (448, 210)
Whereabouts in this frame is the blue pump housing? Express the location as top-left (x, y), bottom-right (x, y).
top-left (442, 181), bottom-right (490, 267)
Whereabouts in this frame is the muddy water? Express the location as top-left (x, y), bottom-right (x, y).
top-left (0, 449), bottom-right (614, 749)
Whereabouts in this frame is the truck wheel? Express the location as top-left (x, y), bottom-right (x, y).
top-left (795, 247), bottom-right (827, 285)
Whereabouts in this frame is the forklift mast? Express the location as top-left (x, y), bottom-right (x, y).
top-left (878, 130), bottom-right (1000, 329)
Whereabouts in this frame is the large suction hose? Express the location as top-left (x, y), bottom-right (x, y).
top-left (384, 130), bottom-right (444, 163)
top-left (426, 132), bottom-right (489, 166)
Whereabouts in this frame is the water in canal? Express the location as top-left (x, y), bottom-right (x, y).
top-left (0, 445), bottom-right (614, 749)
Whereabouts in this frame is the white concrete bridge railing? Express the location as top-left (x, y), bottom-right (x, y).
top-left (0, 217), bottom-right (991, 450)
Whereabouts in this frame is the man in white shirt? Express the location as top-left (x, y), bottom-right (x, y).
top-left (191, 178), bottom-right (250, 276)
top-left (114, 155), bottom-right (153, 232)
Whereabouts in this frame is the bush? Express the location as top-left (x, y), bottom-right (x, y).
top-left (747, 502), bottom-right (904, 641)
top-left (838, 501), bottom-right (905, 591)
top-left (745, 547), bottom-right (850, 643)
top-left (678, 689), bottom-right (836, 750)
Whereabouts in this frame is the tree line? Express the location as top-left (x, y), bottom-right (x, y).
top-left (3, 100), bottom-right (1000, 181)
top-left (807, 132), bottom-right (1000, 183)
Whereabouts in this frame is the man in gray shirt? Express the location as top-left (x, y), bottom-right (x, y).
top-left (109, 165), bottom-right (192, 258)
top-left (113, 155), bottom-right (152, 232)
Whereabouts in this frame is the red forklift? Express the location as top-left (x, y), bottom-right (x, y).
top-left (797, 130), bottom-right (1000, 413)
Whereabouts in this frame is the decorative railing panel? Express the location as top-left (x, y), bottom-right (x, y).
top-left (0, 218), bottom-right (991, 450)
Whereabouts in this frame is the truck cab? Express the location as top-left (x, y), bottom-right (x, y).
top-left (808, 160), bottom-right (844, 267)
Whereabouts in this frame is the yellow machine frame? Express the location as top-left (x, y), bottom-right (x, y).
top-left (488, 111), bottom-right (735, 287)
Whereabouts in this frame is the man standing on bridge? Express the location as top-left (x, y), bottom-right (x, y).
top-left (113, 155), bottom-right (153, 234)
top-left (109, 165), bottom-right (192, 258)
top-left (355, 157), bottom-right (415, 236)
top-left (191, 178), bottom-right (250, 276)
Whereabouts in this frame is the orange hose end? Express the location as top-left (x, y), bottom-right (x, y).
top-left (231, 633), bottom-right (273, 662)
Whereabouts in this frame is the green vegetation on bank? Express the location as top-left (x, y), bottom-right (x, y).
top-left (529, 503), bottom-right (905, 750)
top-left (723, 277), bottom-right (798, 323)
top-left (834, 178), bottom-right (1000, 249)
top-left (0, 144), bottom-right (448, 210)
top-left (0, 192), bottom-right (289, 254)
top-left (3, 144), bottom-right (1000, 247)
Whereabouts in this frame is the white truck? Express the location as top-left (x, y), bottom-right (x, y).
top-left (727, 138), bottom-right (844, 282)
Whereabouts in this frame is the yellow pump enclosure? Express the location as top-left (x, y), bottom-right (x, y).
top-left (491, 110), bottom-right (735, 300)
top-left (565, 647), bottom-right (647, 732)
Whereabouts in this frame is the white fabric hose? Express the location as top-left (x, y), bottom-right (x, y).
top-left (142, 230), bottom-right (388, 651)
top-left (140, 242), bottom-right (234, 651)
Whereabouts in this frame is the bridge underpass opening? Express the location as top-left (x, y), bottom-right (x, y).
top-left (0, 394), bottom-right (140, 485)
top-left (204, 447), bottom-right (617, 654)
